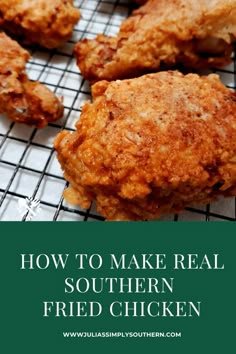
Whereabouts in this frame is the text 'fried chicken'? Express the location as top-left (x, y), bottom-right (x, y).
top-left (0, 33), bottom-right (63, 128)
top-left (0, 0), bottom-right (80, 48)
top-left (55, 71), bottom-right (236, 221)
top-left (74, 0), bottom-right (236, 82)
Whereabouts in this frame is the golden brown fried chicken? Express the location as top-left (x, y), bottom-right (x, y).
top-left (54, 71), bottom-right (236, 221)
top-left (0, 32), bottom-right (63, 128)
top-left (74, 0), bottom-right (236, 82)
top-left (0, 0), bottom-right (80, 48)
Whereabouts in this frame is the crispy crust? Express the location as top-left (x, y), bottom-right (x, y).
top-left (74, 0), bottom-right (236, 82)
top-left (0, 0), bottom-right (80, 48)
top-left (54, 71), bottom-right (236, 220)
top-left (0, 32), bottom-right (63, 128)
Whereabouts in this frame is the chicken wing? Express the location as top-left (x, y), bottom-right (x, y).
top-left (54, 71), bottom-right (236, 221)
top-left (74, 0), bottom-right (236, 82)
top-left (0, 0), bottom-right (80, 48)
top-left (0, 32), bottom-right (63, 128)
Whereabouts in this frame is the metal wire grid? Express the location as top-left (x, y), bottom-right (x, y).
top-left (0, 0), bottom-right (235, 221)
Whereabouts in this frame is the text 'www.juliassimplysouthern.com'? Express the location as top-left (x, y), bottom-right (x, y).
top-left (63, 332), bottom-right (182, 338)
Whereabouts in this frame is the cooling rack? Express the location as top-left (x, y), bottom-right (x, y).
top-left (0, 0), bottom-right (235, 221)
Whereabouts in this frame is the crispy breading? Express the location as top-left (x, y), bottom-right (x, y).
top-left (54, 71), bottom-right (236, 221)
top-left (74, 0), bottom-right (236, 82)
top-left (0, 0), bottom-right (80, 48)
top-left (0, 32), bottom-right (63, 128)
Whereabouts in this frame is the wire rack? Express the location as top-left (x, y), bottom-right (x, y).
top-left (0, 0), bottom-right (236, 222)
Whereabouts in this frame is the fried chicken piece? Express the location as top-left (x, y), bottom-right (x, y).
top-left (54, 71), bottom-right (236, 221)
top-left (0, 0), bottom-right (80, 49)
top-left (0, 32), bottom-right (63, 128)
top-left (74, 0), bottom-right (236, 82)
